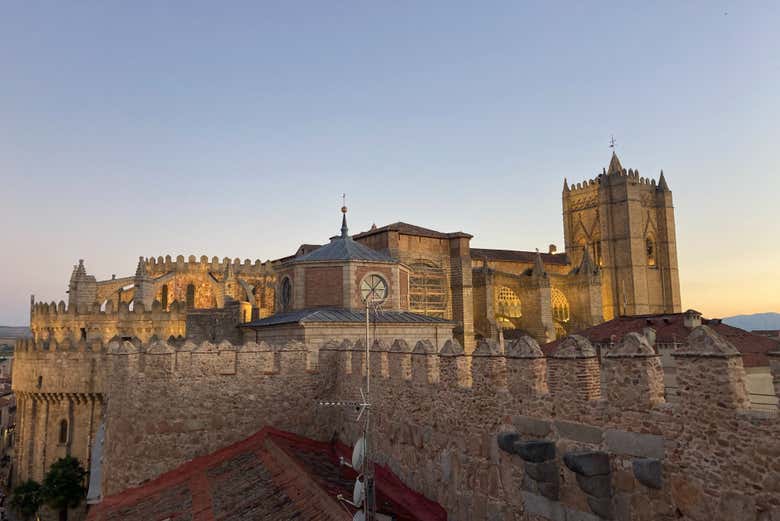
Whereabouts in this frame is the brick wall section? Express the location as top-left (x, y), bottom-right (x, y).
top-left (304, 266), bottom-right (343, 308)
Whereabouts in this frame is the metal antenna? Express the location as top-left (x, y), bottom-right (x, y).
top-left (319, 293), bottom-right (382, 521)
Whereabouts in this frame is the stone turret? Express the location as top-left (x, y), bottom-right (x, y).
top-left (133, 256), bottom-right (155, 309)
top-left (68, 259), bottom-right (97, 312)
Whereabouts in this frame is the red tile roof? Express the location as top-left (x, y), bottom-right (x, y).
top-left (470, 248), bottom-right (571, 266)
top-left (353, 221), bottom-right (472, 240)
top-left (542, 313), bottom-right (779, 367)
top-left (87, 427), bottom-right (446, 521)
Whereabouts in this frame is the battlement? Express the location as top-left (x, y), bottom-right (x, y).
top-left (565, 168), bottom-right (668, 195)
top-left (142, 255), bottom-right (275, 276)
top-left (323, 327), bottom-right (779, 418)
top-left (29, 297), bottom-right (187, 343)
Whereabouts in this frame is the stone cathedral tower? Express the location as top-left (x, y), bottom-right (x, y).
top-left (562, 152), bottom-right (681, 320)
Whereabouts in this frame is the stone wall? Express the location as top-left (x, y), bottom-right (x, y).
top-left (100, 338), bottom-right (331, 496)
top-left (13, 326), bottom-right (780, 520)
top-left (12, 339), bottom-right (105, 484)
top-left (30, 300), bottom-right (187, 344)
top-left (323, 326), bottom-right (780, 521)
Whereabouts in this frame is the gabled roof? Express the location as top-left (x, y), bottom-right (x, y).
top-left (471, 248), bottom-right (571, 266)
top-left (542, 313), bottom-right (778, 367)
top-left (244, 308), bottom-right (452, 328)
top-left (353, 221), bottom-right (472, 240)
top-left (86, 427), bottom-right (446, 521)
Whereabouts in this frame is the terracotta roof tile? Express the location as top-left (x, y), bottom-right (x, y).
top-left (542, 313), bottom-right (778, 367)
top-left (471, 248), bottom-right (570, 266)
top-left (353, 221), bottom-right (472, 240)
top-left (87, 427), bottom-right (446, 521)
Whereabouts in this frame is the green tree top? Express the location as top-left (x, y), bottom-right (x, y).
top-left (40, 456), bottom-right (87, 512)
top-left (10, 480), bottom-right (42, 521)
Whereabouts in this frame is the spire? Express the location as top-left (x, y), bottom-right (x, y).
top-left (224, 260), bottom-right (235, 280)
top-left (607, 151), bottom-right (623, 175)
top-left (531, 249), bottom-right (547, 278)
top-left (658, 170), bottom-right (669, 191)
top-left (135, 256), bottom-right (148, 279)
top-left (71, 259), bottom-right (86, 282)
top-left (340, 195), bottom-right (349, 238)
top-left (563, 178), bottom-right (570, 192)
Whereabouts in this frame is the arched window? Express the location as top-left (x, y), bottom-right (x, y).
top-left (646, 236), bottom-right (657, 266)
top-left (59, 419), bottom-right (69, 444)
top-left (161, 284), bottom-right (169, 310)
top-left (495, 286), bottom-right (522, 328)
top-left (409, 262), bottom-right (447, 318)
top-left (186, 284), bottom-right (196, 309)
top-left (280, 277), bottom-right (292, 312)
top-left (551, 288), bottom-right (570, 323)
top-left (591, 234), bottom-right (604, 267)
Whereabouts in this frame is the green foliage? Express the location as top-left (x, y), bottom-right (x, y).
top-left (40, 456), bottom-right (87, 512)
top-left (10, 479), bottom-right (42, 520)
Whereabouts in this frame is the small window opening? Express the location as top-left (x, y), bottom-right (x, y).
top-left (186, 284), bottom-right (196, 309)
top-left (59, 419), bottom-right (69, 444)
top-left (646, 237), bottom-right (657, 266)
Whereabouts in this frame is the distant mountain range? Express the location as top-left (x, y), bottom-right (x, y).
top-left (722, 312), bottom-right (780, 332)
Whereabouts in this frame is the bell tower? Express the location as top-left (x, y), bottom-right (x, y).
top-left (562, 151), bottom-right (681, 319)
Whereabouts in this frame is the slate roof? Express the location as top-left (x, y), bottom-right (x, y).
top-left (542, 312), bottom-right (779, 367)
top-left (87, 427), bottom-right (445, 521)
top-left (353, 221), bottom-right (472, 240)
top-left (295, 236), bottom-right (395, 263)
top-left (471, 248), bottom-right (571, 266)
top-left (244, 308), bottom-right (452, 328)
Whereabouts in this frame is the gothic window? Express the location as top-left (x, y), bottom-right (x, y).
top-left (495, 286), bottom-right (522, 328)
top-left (59, 419), bottom-right (69, 444)
top-left (161, 284), bottom-right (169, 310)
top-left (551, 288), bottom-right (570, 323)
top-left (409, 262), bottom-right (447, 318)
top-left (646, 236), bottom-right (657, 266)
top-left (186, 284), bottom-right (196, 309)
top-left (360, 274), bottom-right (388, 303)
top-left (280, 277), bottom-right (292, 312)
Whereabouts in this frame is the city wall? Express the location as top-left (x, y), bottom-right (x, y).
top-left (13, 327), bottom-right (780, 520)
top-left (324, 328), bottom-right (780, 521)
top-left (30, 300), bottom-right (187, 344)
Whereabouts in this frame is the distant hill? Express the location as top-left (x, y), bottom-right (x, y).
top-left (0, 326), bottom-right (31, 339)
top-left (0, 326), bottom-right (31, 350)
top-left (722, 312), bottom-right (780, 332)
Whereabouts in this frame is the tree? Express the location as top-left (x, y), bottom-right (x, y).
top-left (40, 456), bottom-right (87, 521)
top-left (10, 480), bottom-right (42, 521)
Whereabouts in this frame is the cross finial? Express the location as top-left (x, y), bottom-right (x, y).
top-left (609, 135), bottom-right (617, 150)
top-left (341, 193), bottom-right (347, 214)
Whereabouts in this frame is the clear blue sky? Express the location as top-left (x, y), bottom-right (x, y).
top-left (2, 2), bottom-right (779, 325)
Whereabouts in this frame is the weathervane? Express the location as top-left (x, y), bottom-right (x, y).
top-left (609, 135), bottom-right (617, 150)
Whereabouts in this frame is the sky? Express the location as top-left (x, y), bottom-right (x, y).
top-left (1, 2), bottom-right (779, 325)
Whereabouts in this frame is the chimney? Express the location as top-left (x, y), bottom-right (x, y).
top-left (683, 309), bottom-right (702, 329)
top-left (548, 244), bottom-right (557, 254)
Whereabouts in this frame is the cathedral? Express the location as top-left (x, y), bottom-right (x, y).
top-left (29, 151), bottom-right (680, 355)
